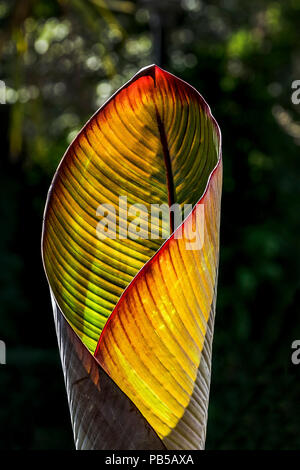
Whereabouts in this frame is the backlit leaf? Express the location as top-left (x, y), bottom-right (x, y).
top-left (42, 64), bottom-right (222, 449)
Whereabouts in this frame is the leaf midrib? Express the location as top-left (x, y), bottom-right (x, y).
top-left (154, 104), bottom-right (176, 234)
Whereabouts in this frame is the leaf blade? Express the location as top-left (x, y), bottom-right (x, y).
top-left (95, 161), bottom-right (222, 445)
top-left (42, 65), bottom-right (220, 353)
top-left (42, 65), bottom-right (222, 449)
top-left (52, 293), bottom-right (166, 450)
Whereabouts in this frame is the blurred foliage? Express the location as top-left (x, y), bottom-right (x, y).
top-left (0, 0), bottom-right (299, 450)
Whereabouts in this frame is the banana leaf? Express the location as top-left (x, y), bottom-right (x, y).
top-left (42, 64), bottom-right (222, 450)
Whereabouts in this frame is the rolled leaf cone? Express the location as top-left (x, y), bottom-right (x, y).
top-left (42, 65), bottom-right (222, 450)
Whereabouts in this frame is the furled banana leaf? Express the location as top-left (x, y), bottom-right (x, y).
top-left (42, 64), bottom-right (222, 450)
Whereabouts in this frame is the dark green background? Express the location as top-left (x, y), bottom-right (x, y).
top-left (0, 0), bottom-right (299, 450)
